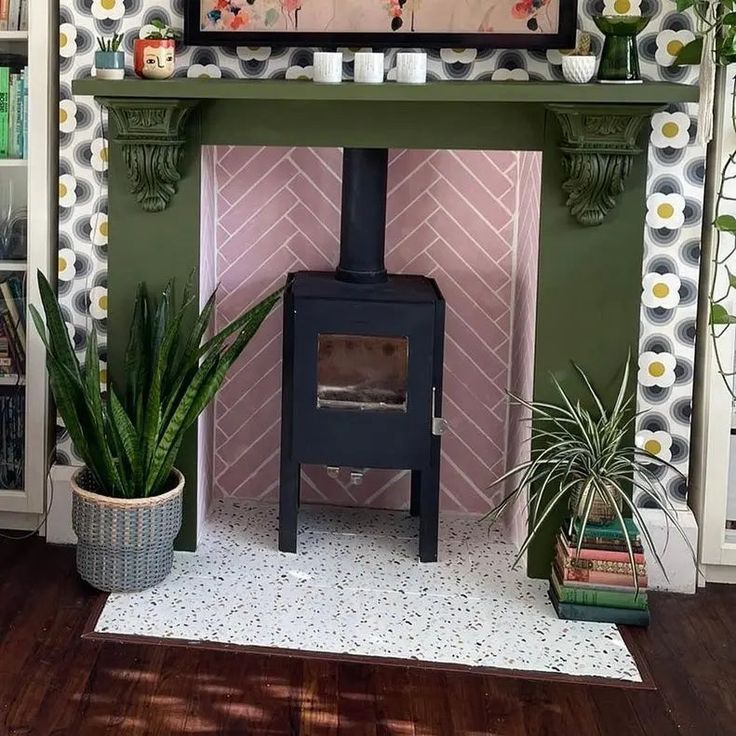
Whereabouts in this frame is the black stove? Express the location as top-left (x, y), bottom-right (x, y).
top-left (278, 148), bottom-right (446, 562)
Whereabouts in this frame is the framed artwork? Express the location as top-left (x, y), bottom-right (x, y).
top-left (184, 0), bottom-right (577, 50)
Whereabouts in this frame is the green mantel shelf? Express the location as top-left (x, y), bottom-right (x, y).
top-left (73, 77), bottom-right (698, 221)
top-left (73, 77), bottom-right (699, 104)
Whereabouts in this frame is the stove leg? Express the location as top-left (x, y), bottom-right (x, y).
top-left (279, 459), bottom-right (300, 553)
top-left (410, 470), bottom-right (421, 517)
top-left (419, 457), bottom-right (440, 563)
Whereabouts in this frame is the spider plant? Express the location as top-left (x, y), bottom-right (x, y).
top-left (488, 359), bottom-right (697, 591)
top-left (31, 271), bottom-right (281, 499)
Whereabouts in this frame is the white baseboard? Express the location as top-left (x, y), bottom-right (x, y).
top-left (702, 563), bottom-right (736, 584)
top-left (638, 507), bottom-right (698, 594)
top-left (0, 511), bottom-right (42, 532)
top-left (46, 463), bottom-right (77, 545)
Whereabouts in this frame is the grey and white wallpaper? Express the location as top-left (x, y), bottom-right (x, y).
top-left (58, 0), bottom-right (702, 508)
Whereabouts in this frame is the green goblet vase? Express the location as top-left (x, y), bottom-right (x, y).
top-left (594, 15), bottom-right (651, 84)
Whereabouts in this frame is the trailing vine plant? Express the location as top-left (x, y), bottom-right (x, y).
top-left (673, 0), bottom-right (736, 401)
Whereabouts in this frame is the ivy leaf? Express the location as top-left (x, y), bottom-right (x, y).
top-left (724, 11), bottom-right (736, 24)
top-left (716, 214), bottom-right (736, 231)
top-left (710, 304), bottom-right (736, 325)
top-left (675, 0), bottom-right (696, 9)
top-left (675, 37), bottom-right (703, 65)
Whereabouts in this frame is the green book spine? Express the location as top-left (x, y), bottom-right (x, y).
top-left (549, 587), bottom-right (650, 627)
top-left (551, 570), bottom-right (648, 611)
top-left (0, 68), bottom-right (10, 159)
top-left (573, 517), bottom-right (639, 541)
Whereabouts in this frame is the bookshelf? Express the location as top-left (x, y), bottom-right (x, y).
top-left (0, 0), bottom-right (54, 528)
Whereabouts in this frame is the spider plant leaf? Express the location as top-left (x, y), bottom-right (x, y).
top-left (605, 485), bottom-right (642, 594)
top-left (573, 362), bottom-right (607, 421)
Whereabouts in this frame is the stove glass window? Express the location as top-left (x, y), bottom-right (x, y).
top-left (317, 334), bottom-right (408, 412)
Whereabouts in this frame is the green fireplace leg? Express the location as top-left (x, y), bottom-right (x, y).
top-left (107, 113), bottom-right (203, 551)
top-left (526, 108), bottom-right (650, 578)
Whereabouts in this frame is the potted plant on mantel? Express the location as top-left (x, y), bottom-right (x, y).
top-left (134, 20), bottom-right (180, 80)
top-left (95, 34), bottom-right (125, 81)
top-left (488, 359), bottom-right (697, 592)
top-left (31, 272), bottom-right (281, 592)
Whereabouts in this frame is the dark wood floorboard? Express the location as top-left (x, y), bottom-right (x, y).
top-left (0, 537), bottom-right (734, 735)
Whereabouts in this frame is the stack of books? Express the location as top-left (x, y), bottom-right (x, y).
top-left (549, 517), bottom-right (650, 627)
top-left (0, 1), bottom-right (28, 32)
top-left (0, 62), bottom-right (27, 159)
top-left (0, 275), bottom-right (24, 377)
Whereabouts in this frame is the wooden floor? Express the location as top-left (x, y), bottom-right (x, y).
top-left (1, 537), bottom-right (735, 735)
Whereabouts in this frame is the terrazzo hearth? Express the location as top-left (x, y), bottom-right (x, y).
top-left (93, 501), bottom-right (642, 683)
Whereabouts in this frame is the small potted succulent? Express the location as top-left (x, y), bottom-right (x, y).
top-left (134, 20), bottom-right (180, 80)
top-left (561, 32), bottom-right (597, 84)
top-left (95, 34), bottom-right (125, 81)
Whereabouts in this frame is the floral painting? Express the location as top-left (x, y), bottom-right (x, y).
top-left (188, 0), bottom-right (569, 47)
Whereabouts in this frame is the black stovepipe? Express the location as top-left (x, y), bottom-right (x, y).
top-left (336, 147), bottom-right (389, 284)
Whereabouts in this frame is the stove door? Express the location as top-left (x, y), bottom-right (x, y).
top-left (289, 297), bottom-right (440, 469)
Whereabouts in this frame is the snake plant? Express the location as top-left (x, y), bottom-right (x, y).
top-left (488, 360), bottom-right (697, 589)
top-left (31, 271), bottom-right (281, 499)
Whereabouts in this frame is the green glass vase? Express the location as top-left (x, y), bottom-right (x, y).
top-left (594, 15), bottom-right (651, 84)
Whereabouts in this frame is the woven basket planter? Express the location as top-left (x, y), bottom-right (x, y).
top-left (71, 468), bottom-right (184, 592)
top-left (569, 479), bottom-right (622, 525)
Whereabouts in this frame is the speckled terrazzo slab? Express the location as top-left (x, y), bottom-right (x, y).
top-left (94, 501), bottom-right (642, 682)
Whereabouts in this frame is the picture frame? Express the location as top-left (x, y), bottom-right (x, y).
top-left (184, 0), bottom-right (578, 50)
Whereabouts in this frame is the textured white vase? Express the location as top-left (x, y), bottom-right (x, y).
top-left (561, 55), bottom-right (597, 84)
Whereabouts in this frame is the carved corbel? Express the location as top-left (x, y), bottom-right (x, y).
top-left (548, 104), bottom-right (659, 227)
top-left (100, 98), bottom-right (200, 213)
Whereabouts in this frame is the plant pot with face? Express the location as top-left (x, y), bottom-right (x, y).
top-left (31, 272), bottom-right (282, 593)
top-left (134, 38), bottom-right (176, 79)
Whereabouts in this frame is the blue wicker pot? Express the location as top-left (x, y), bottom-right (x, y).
top-left (71, 468), bottom-right (184, 592)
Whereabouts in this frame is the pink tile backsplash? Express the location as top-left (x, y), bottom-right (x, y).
top-left (208, 146), bottom-right (541, 515)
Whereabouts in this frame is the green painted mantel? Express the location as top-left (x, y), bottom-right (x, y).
top-left (72, 77), bottom-right (698, 576)
top-left (75, 78), bottom-right (697, 223)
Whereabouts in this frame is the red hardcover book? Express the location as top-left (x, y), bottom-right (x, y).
top-left (558, 532), bottom-right (646, 565)
top-left (554, 554), bottom-right (648, 588)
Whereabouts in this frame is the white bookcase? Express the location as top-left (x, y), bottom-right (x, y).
top-left (0, 4), bottom-right (55, 529)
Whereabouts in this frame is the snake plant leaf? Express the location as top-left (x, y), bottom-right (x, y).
top-left (34, 270), bottom-right (281, 498)
top-left (35, 272), bottom-right (82, 384)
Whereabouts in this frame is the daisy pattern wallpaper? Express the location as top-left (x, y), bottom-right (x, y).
top-left (59, 0), bottom-right (702, 510)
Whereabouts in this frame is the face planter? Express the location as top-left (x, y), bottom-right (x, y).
top-left (134, 39), bottom-right (176, 80)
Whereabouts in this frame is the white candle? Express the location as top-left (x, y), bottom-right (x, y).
top-left (396, 52), bottom-right (427, 84)
top-left (313, 52), bottom-right (343, 84)
top-left (354, 52), bottom-right (384, 84)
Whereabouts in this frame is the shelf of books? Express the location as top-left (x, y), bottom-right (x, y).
top-left (550, 518), bottom-right (649, 627)
top-left (0, 0), bottom-right (53, 520)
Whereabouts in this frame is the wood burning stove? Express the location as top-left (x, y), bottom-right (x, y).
top-left (279, 148), bottom-right (446, 562)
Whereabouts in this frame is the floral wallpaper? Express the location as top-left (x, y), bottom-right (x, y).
top-left (58, 0), bottom-right (702, 509)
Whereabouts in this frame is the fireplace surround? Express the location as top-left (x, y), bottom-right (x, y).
top-left (72, 77), bottom-right (699, 577)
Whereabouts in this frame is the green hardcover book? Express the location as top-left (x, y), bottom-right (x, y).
top-left (549, 586), bottom-right (650, 627)
top-left (0, 68), bottom-right (10, 159)
top-left (551, 569), bottom-right (648, 611)
top-left (572, 517), bottom-right (640, 542)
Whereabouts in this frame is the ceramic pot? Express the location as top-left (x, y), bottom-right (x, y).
top-left (95, 50), bottom-right (125, 80)
top-left (561, 55), bottom-right (597, 84)
top-left (569, 478), bottom-right (622, 525)
top-left (134, 38), bottom-right (176, 80)
top-left (594, 15), bottom-right (651, 84)
top-left (71, 468), bottom-right (184, 592)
